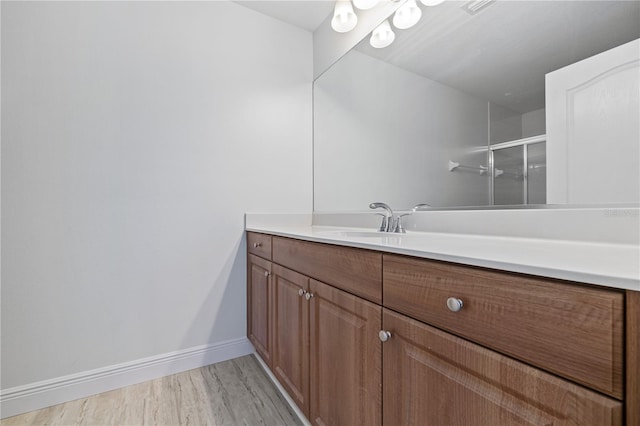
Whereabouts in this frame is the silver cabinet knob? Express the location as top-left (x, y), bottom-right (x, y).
top-left (379, 330), bottom-right (392, 342)
top-left (264, 271), bottom-right (270, 277)
top-left (446, 297), bottom-right (464, 312)
top-left (253, 242), bottom-right (262, 248)
top-left (298, 289), bottom-right (305, 297)
top-left (305, 292), bottom-right (314, 300)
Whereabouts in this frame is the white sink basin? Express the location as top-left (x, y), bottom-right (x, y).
top-left (316, 230), bottom-right (404, 239)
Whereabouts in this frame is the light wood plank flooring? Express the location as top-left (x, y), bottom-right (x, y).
top-left (1, 355), bottom-right (301, 426)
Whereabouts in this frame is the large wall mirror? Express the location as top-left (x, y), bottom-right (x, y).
top-left (314, 0), bottom-right (640, 211)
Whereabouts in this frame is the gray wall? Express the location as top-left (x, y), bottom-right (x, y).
top-left (490, 104), bottom-right (546, 144)
top-left (314, 50), bottom-right (489, 211)
top-left (522, 108), bottom-right (546, 138)
top-left (1, 1), bottom-right (312, 389)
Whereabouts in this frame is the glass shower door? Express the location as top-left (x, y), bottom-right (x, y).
top-left (491, 140), bottom-right (546, 205)
top-left (493, 146), bottom-right (525, 205)
top-left (527, 142), bottom-right (547, 204)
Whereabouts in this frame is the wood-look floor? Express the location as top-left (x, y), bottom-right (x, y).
top-left (1, 355), bottom-right (301, 426)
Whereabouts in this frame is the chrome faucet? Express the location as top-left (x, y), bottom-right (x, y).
top-left (378, 203), bottom-right (431, 234)
top-left (369, 202), bottom-right (394, 232)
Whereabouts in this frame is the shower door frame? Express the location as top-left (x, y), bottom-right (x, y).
top-left (489, 134), bottom-right (546, 206)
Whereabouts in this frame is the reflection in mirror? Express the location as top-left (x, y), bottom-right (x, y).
top-left (314, 0), bottom-right (640, 211)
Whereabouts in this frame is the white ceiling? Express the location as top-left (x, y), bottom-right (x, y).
top-left (235, 1), bottom-right (334, 32)
top-left (355, 1), bottom-right (640, 113)
top-left (235, 1), bottom-right (640, 113)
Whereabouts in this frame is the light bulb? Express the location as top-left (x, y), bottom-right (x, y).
top-left (353, 0), bottom-right (378, 10)
top-left (420, 0), bottom-right (445, 6)
top-left (393, 0), bottom-right (422, 29)
top-left (370, 20), bottom-right (395, 49)
top-left (331, 0), bottom-right (358, 33)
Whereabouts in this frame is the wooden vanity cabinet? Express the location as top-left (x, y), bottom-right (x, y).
top-left (272, 236), bottom-right (382, 304)
top-left (270, 265), bottom-right (383, 425)
top-left (247, 232), bottom-right (635, 425)
top-left (248, 233), bottom-right (383, 424)
top-left (247, 232), bottom-right (274, 366)
top-left (247, 232), bottom-right (272, 259)
top-left (627, 291), bottom-right (640, 426)
top-left (247, 252), bottom-right (273, 367)
top-left (383, 254), bottom-right (624, 398)
top-left (271, 264), bottom-right (310, 416)
top-left (309, 279), bottom-right (382, 426)
top-left (382, 309), bottom-right (622, 426)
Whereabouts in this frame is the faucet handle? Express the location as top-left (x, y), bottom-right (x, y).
top-left (374, 213), bottom-right (389, 232)
top-left (393, 213), bottom-right (411, 233)
top-left (412, 203), bottom-right (432, 212)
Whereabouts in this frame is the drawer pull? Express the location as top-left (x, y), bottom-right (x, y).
top-left (264, 271), bottom-right (270, 278)
top-left (379, 330), bottom-right (392, 342)
top-left (446, 297), bottom-right (464, 312)
top-left (305, 292), bottom-right (314, 300)
top-left (253, 242), bottom-right (262, 248)
top-left (298, 289), bottom-right (306, 297)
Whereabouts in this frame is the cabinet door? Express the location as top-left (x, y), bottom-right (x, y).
top-left (247, 254), bottom-right (272, 366)
top-left (309, 279), bottom-right (382, 426)
top-left (272, 264), bottom-right (310, 417)
top-left (382, 309), bottom-right (622, 426)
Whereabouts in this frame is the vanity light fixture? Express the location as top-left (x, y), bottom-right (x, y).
top-left (353, 0), bottom-right (379, 10)
top-left (331, 0), bottom-right (358, 33)
top-left (331, 0), bottom-right (447, 39)
top-left (393, 0), bottom-right (422, 29)
top-left (370, 19), bottom-right (395, 48)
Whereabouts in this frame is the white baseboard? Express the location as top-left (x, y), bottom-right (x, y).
top-left (0, 337), bottom-right (254, 419)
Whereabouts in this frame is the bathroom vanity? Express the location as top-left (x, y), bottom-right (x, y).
top-left (289, 1), bottom-right (640, 423)
top-left (245, 225), bottom-right (638, 426)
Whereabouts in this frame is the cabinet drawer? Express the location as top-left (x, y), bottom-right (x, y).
top-left (272, 236), bottom-right (382, 304)
top-left (383, 254), bottom-right (624, 398)
top-left (247, 232), bottom-right (272, 260)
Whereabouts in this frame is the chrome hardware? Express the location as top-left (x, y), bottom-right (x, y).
top-left (378, 330), bottom-right (392, 342)
top-left (374, 213), bottom-right (390, 233)
top-left (253, 242), bottom-right (262, 248)
top-left (298, 289), bottom-right (306, 297)
top-left (305, 292), bottom-right (314, 300)
top-left (370, 202), bottom-right (413, 233)
top-left (412, 203), bottom-right (432, 212)
top-left (393, 213), bottom-right (411, 233)
top-left (446, 297), bottom-right (464, 312)
top-left (369, 202), bottom-right (394, 232)
top-left (264, 271), bottom-right (270, 277)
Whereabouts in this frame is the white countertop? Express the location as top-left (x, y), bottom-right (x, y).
top-left (245, 214), bottom-right (640, 292)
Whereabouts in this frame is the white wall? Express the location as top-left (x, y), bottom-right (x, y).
top-left (522, 108), bottom-right (546, 138)
top-left (314, 50), bottom-right (489, 211)
top-left (1, 0), bottom-right (311, 394)
top-left (490, 104), bottom-right (546, 144)
top-left (489, 102), bottom-right (522, 145)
